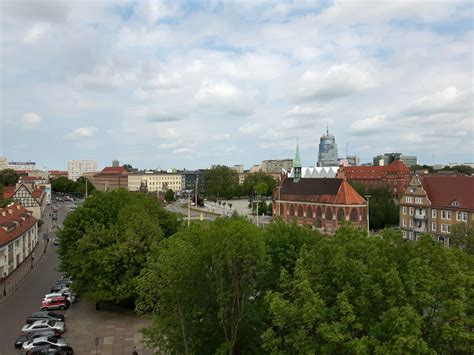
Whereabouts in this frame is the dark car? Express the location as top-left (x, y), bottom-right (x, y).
top-left (15, 330), bottom-right (60, 349)
top-left (26, 311), bottom-right (65, 324)
top-left (24, 345), bottom-right (73, 355)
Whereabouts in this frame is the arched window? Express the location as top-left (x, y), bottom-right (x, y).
top-left (325, 207), bottom-right (333, 221)
top-left (316, 206), bottom-right (322, 219)
top-left (438, 236), bottom-right (445, 246)
top-left (279, 204), bottom-right (284, 216)
top-left (307, 206), bottom-right (313, 218)
top-left (298, 205), bottom-right (304, 217)
top-left (290, 205), bottom-right (295, 216)
top-left (350, 208), bottom-right (358, 222)
top-left (337, 208), bottom-right (345, 221)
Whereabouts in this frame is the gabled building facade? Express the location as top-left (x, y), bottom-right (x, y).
top-left (3, 183), bottom-right (47, 219)
top-left (399, 175), bottom-right (474, 246)
top-left (0, 204), bottom-right (38, 277)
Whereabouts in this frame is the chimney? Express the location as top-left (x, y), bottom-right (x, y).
top-left (16, 204), bottom-right (21, 209)
top-left (8, 209), bottom-right (13, 215)
top-left (1, 211), bottom-right (6, 217)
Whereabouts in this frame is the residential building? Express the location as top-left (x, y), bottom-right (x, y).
top-left (0, 157), bottom-right (7, 171)
top-left (48, 171), bottom-right (68, 179)
top-left (8, 161), bottom-right (37, 171)
top-left (3, 183), bottom-right (47, 219)
top-left (19, 176), bottom-right (51, 204)
top-left (232, 165), bottom-right (244, 173)
top-left (317, 128), bottom-right (339, 167)
top-left (373, 153), bottom-right (418, 168)
top-left (261, 159), bottom-right (293, 173)
top-left (273, 144), bottom-right (367, 233)
top-left (399, 174), bottom-right (474, 246)
top-left (338, 156), bottom-right (360, 166)
top-left (337, 160), bottom-right (412, 200)
top-left (249, 165), bottom-right (262, 173)
top-left (0, 204), bottom-right (38, 278)
top-left (128, 171), bottom-right (182, 192)
top-left (67, 160), bottom-right (98, 181)
top-left (93, 167), bottom-right (128, 192)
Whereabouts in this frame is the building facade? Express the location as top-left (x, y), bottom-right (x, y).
top-left (93, 167), bottom-right (128, 192)
top-left (0, 157), bottom-right (7, 171)
top-left (67, 160), bottom-right (98, 181)
top-left (128, 172), bottom-right (182, 192)
top-left (0, 204), bottom-right (38, 278)
top-left (373, 153), bottom-right (418, 168)
top-left (337, 160), bottom-right (412, 200)
top-left (181, 171), bottom-right (204, 193)
top-left (317, 128), bottom-right (339, 167)
top-left (399, 175), bottom-right (474, 246)
top-left (8, 161), bottom-right (37, 171)
top-left (261, 159), bottom-right (294, 173)
top-left (3, 183), bottom-right (47, 219)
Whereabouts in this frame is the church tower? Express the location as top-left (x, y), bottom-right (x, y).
top-left (293, 141), bottom-right (302, 183)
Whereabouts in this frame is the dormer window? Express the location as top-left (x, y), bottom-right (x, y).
top-left (451, 201), bottom-right (460, 207)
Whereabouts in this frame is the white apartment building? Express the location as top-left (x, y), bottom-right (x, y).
top-left (0, 157), bottom-right (7, 171)
top-left (128, 172), bottom-right (182, 192)
top-left (0, 204), bottom-right (38, 278)
top-left (68, 160), bottom-right (98, 181)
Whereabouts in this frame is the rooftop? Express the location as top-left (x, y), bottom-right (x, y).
top-left (0, 204), bottom-right (37, 247)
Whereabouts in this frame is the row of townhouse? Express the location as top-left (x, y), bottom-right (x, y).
top-left (399, 175), bottom-right (473, 247)
top-left (0, 204), bottom-right (38, 278)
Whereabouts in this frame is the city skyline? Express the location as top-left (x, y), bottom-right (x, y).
top-left (1, 1), bottom-right (473, 170)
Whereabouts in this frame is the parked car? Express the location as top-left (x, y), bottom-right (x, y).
top-left (23, 345), bottom-right (73, 355)
top-left (44, 292), bottom-right (76, 304)
top-left (50, 284), bottom-right (71, 293)
top-left (26, 311), bottom-right (65, 324)
top-left (15, 331), bottom-right (60, 349)
top-left (21, 320), bottom-right (65, 334)
top-left (41, 297), bottom-right (69, 311)
top-left (22, 337), bottom-right (68, 351)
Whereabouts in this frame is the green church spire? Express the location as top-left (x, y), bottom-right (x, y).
top-left (293, 141), bottom-right (302, 183)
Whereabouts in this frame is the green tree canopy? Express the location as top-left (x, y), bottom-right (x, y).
top-left (164, 189), bottom-right (176, 203)
top-left (242, 172), bottom-right (277, 197)
top-left (203, 165), bottom-right (239, 200)
top-left (0, 169), bottom-right (20, 186)
top-left (51, 176), bottom-right (95, 197)
top-left (450, 222), bottom-right (474, 255)
top-left (122, 163), bottom-right (133, 172)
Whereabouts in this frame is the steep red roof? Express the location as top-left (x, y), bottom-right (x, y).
top-left (420, 175), bottom-right (474, 210)
top-left (3, 186), bottom-right (15, 199)
top-left (341, 160), bottom-right (410, 179)
top-left (32, 186), bottom-right (46, 199)
top-left (98, 167), bottom-right (127, 175)
top-left (49, 170), bottom-right (68, 176)
top-left (334, 180), bottom-right (367, 205)
top-left (0, 204), bottom-right (37, 247)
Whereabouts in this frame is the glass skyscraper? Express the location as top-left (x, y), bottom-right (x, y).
top-left (317, 128), bottom-right (339, 167)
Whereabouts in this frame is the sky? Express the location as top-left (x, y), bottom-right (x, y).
top-left (0, 0), bottom-right (473, 171)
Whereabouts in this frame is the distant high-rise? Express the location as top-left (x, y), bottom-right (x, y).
top-left (317, 128), bottom-right (338, 167)
top-left (112, 159), bottom-right (120, 167)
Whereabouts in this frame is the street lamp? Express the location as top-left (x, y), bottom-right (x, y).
top-left (365, 195), bottom-right (371, 238)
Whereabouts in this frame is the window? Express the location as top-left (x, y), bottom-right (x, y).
top-left (432, 209), bottom-right (437, 218)
top-left (456, 211), bottom-right (468, 222)
top-left (441, 210), bottom-right (451, 220)
top-left (409, 207), bottom-right (414, 216)
top-left (402, 206), bottom-right (407, 214)
top-left (441, 224), bottom-right (451, 234)
top-left (415, 197), bottom-right (422, 204)
top-left (409, 231), bottom-right (413, 240)
top-left (409, 219), bottom-right (413, 227)
top-left (452, 201), bottom-right (459, 206)
top-left (431, 222), bottom-right (436, 232)
top-left (402, 218), bottom-right (406, 227)
top-left (406, 196), bottom-right (413, 203)
top-left (402, 230), bottom-right (407, 238)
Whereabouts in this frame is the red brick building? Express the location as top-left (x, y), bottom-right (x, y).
top-left (273, 175), bottom-right (368, 233)
top-left (337, 160), bottom-right (411, 200)
top-left (93, 166), bottom-right (128, 192)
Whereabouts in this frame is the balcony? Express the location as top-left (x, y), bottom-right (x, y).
top-left (414, 223), bottom-right (427, 233)
top-left (414, 210), bottom-right (427, 220)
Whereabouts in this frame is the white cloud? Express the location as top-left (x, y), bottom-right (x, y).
top-left (21, 112), bottom-right (41, 127)
top-left (351, 115), bottom-right (386, 135)
top-left (297, 64), bottom-right (374, 101)
top-left (172, 147), bottom-right (193, 154)
top-left (194, 81), bottom-right (254, 115)
top-left (65, 127), bottom-right (97, 140)
top-left (212, 133), bottom-right (231, 141)
top-left (239, 122), bottom-right (262, 135)
top-left (23, 23), bottom-right (51, 43)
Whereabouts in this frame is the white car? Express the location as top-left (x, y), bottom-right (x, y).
top-left (22, 336), bottom-right (68, 350)
top-left (22, 320), bottom-right (65, 334)
top-left (44, 292), bottom-right (76, 304)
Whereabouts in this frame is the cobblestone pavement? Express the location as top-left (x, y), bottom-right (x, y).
top-left (63, 300), bottom-right (155, 355)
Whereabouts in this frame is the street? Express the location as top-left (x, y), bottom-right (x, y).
top-left (0, 203), bottom-right (69, 355)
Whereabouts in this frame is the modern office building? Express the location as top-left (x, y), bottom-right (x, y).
top-left (181, 171), bottom-right (204, 193)
top-left (67, 160), bottom-right (98, 181)
top-left (317, 128), bottom-right (339, 167)
top-left (8, 161), bottom-right (37, 172)
top-left (373, 153), bottom-right (417, 168)
top-left (399, 174), bottom-right (474, 246)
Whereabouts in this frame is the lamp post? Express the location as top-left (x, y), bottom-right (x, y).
top-left (365, 195), bottom-right (371, 238)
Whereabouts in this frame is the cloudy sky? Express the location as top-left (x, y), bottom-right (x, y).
top-left (1, 0), bottom-right (472, 170)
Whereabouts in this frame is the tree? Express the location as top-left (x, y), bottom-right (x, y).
top-left (262, 226), bottom-right (474, 354)
top-left (243, 172), bottom-right (277, 197)
top-left (122, 164), bottom-right (133, 172)
top-left (58, 190), bottom-right (179, 305)
top-left (450, 222), bottom-right (474, 254)
top-left (203, 165), bottom-right (239, 200)
top-left (165, 189), bottom-right (176, 203)
top-left (0, 169), bottom-right (20, 186)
